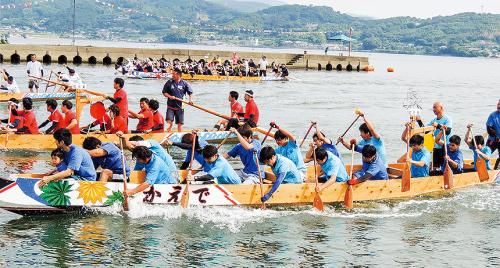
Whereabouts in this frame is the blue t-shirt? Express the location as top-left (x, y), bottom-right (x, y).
top-left (411, 148), bottom-right (431, 178)
top-left (63, 144), bottom-right (97, 181)
top-left (275, 140), bottom-right (306, 172)
top-left (322, 142), bottom-right (343, 163)
top-left (185, 139), bottom-right (208, 171)
top-left (356, 137), bottom-right (387, 167)
top-left (134, 154), bottom-right (175, 185)
top-left (486, 111), bottom-right (500, 142)
top-left (93, 142), bottom-right (130, 176)
top-left (470, 145), bottom-right (492, 170)
top-left (354, 155), bottom-right (388, 180)
top-left (141, 139), bottom-right (177, 173)
top-left (320, 151), bottom-right (349, 182)
top-left (442, 146), bottom-right (463, 173)
top-left (227, 140), bottom-right (262, 175)
top-left (428, 115), bottom-right (453, 149)
top-left (162, 79), bottom-right (193, 109)
top-left (56, 162), bottom-right (67, 172)
top-left (205, 156), bottom-right (241, 184)
top-left (271, 155), bottom-right (302, 184)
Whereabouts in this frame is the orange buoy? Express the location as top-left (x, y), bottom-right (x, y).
top-left (362, 65), bottom-right (375, 72)
top-left (387, 67), bottom-right (394, 72)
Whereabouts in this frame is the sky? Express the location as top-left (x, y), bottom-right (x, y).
top-left (279, 0), bottom-right (500, 19)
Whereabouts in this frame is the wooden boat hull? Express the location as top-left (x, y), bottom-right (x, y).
top-left (0, 130), bottom-right (254, 150)
top-left (0, 92), bottom-right (95, 102)
top-left (127, 71), bottom-right (288, 82)
top-left (0, 163), bottom-right (498, 216)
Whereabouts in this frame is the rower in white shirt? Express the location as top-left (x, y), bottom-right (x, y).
top-left (26, 54), bottom-right (43, 93)
top-left (258, 56), bottom-right (268, 77)
top-left (0, 69), bottom-right (20, 94)
top-left (57, 65), bottom-right (85, 92)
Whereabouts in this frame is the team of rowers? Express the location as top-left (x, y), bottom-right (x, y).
top-left (117, 53), bottom-right (289, 78)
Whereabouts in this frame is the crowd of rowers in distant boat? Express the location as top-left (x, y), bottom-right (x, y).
top-left (115, 52), bottom-right (290, 78)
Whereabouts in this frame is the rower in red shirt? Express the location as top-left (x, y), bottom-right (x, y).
top-left (149, 99), bottom-right (165, 133)
top-left (129, 97), bottom-right (154, 133)
top-left (107, 105), bottom-right (128, 134)
top-left (214, 91), bottom-right (245, 131)
top-left (106, 78), bottom-right (128, 120)
top-left (61, 100), bottom-right (80, 134)
top-left (243, 90), bottom-right (259, 126)
top-left (38, 99), bottom-right (64, 134)
top-left (15, 98), bottom-right (39, 134)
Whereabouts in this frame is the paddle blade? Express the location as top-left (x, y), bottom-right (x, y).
top-left (401, 162), bottom-right (411, 192)
top-left (313, 191), bottom-right (324, 211)
top-left (476, 158), bottom-right (490, 182)
top-left (260, 203), bottom-right (266, 210)
top-left (180, 185), bottom-right (189, 208)
top-left (443, 163), bottom-right (454, 189)
top-left (344, 185), bottom-right (353, 209)
top-left (122, 196), bottom-right (129, 212)
top-left (90, 102), bottom-right (106, 120)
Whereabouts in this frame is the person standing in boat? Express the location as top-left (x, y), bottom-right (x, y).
top-left (346, 145), bottom-right (388, 186)
top-left (61, 100), bottom-right (80, 135)
top-left (38, 99), bottom-right (64, 134)
top-left (305, 123), bottom-right (343, 165)
top-left (435, 129), bottom-right (463, 174)
top-left (259, 146), bottom-right (303, 203)
top-left (39, 129), bottom-right (97, 187)
top-left (162, 68), bottom-right (193, 132)
top-left (270, 122), bottom-right (307, 179)
top-left (486, 99), bottom-right (500, 169)
top-left (338, 112), bottom-right (387, 167)
top-left (258, 56), bottom-right (268, 77)
top-left (314, 147), bottom-right (349, 193)
top-left (82, 137), bottom-right (130, 182)
top-left (213, 91), bottom-right (244, 131)
top-left (223, 127), bottom-right (262, 184)
top-left (187, 145), bottom-right (241, 184)
top-left (26, 54), bottom-right (43, 93)
top-left (0, 69), bottom-right (20, 94)
top-left (106, 78), bottom-right (129, 126)
top-left (124, 146), bottom-right (176, 197)
top-left (128, 97), bottom-right (154, 133)
top-left (465, 124), bottom-right (492, 171)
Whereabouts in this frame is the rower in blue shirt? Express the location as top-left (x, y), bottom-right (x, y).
top-left (305, 123), bottom-right (343, 162)
top-left (435, 130), bottom-right (463, 174)
top-left (486, 99), bottom-right (500, 169)
top-left (270, 122), bottom-right (307, 179)
top-left (407, 134), bottom-right (431, 178)
top-left (188, 145), bottom-right (241, 184)
top-left (465, 124), bottom-right (492, 170)
top-left (125, 146), bottom-right (176, 197)
top-left (315, 147), bottom-right (349, 193)
top-left (223, 127), bottom-right (263, 184)
top-left (83, 136), bottom-right (130, 182)
top-left (166, 132), bottom-right (208, 173)
top-left (347, 145), bottom-right (388, 186)
top-left (338, 112), bottom-right (387, 167)
top-left (40, 129), bottom-right (97, 187)
top-left (259, 146), bottom-right (302, 203)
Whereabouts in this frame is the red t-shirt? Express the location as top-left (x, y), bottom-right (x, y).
top-left (152, 110), bottom-right (165, 133)
top-left (48, 110), bottom-right (64, 132)
top-left (244, 99), bottom-right (259, 124)
top-left (114, 89), bottom-right (128, 119)
top-left (64, 110), bottom-right (80, 134)
top-left (21, 110), bottom-right (39, 134)
top-left (231, 101), bottom-right (244, 119)
top-left (136, 109), bottom-right (154, 132)
top-left (110, 116), bottom-right (128, 134)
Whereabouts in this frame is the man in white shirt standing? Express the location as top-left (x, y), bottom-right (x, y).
top-left (26, 54), bottom-right (43, 93)
top-left (258, 56), bottom-right (268, 77)
top-left (0, 69), bottom-right (20, 94)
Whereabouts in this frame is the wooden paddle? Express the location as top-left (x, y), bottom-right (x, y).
top-left (470, 128), bottom-right (489, 182)
top-left (401, 124), bottom-right (411, 192)
top-left (253, 151), bottom-right (266, 209)
top-left (299, 121), bottom-right (316, 148)
top-left (217, 131), bottom-right (233, 149)
top-left (312, 146), bottom-right (324, 211)
top-left (260, 125), bottom-right (273, 145)
top-left (180, 133), bottom-right (197, 208)
top-left (4, 105), bottom-right (11, 148)
top-left (442, 129), bottom-right (454, 189)
top-left (344, 146), bottom-right (355, 209)
top-left (336, 108), bottom-right (363, 145)
top-left (119, 138), bottom-right (129, 211)
top-left (44, 70), bottom-right (53, 92)
top-left (174, 97), bottom-right (231, 121)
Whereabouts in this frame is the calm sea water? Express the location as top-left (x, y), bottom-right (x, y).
top-left (0, 52), bottom-right (499, 267)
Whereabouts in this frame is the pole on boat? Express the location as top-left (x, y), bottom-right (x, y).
top-left (470, 127), bottom-right (489, 182)
top-left (336, 108), bottom-right (363, 145)
top-left (401, 123), bottom-right (411, 192)
top-left (119, 138), bottom-right (129, 212)
top-left (299, 121), bottom-right (316, 148)
top-left (217, 131), bottom-right (233, 149)
top-left (260, 125), bottom-right (273, 145)
top-left (344, 146), bottom-right (355, 209)
top-left (442, 129), bottom-right (454, 189)
top-left (175, 97), bottom-right (231, 121)
top-left (254, 150), bottom-right (266, 209)
top-left (312, 145), bottom-right (324, 211)
top-left (44, 70), bottom-right (53, 92)
top-left (180, 132), bottom-right (197, 208)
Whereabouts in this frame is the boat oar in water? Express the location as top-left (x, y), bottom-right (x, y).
top-left (442, 129), bottom-right (454, 189)
top-left (470, 128), bottom-right (489, 182)
top-left (336, 108), bottom-right (363, 145)
top-left (299, 121), bottom-right (316, 148)
top-left (344, 146), bottom-right (355, 209)
top-left (180, 133), bottom-right (197, 208)
top-left (401, 124), bottom-right (411, 192)
top-left (312, 145), bottom-right (324, 211)
top-left (254, 151), bottom-right (266, 209)
top-left (119, 138), bottom-right (129, 211)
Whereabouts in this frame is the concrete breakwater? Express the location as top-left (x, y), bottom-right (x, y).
top-left (0, 44), bottom-right (369, 70)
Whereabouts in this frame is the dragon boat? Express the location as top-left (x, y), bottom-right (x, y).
top-left (0, 162), bottom-right (498, 216)
top-left (0, 92), bottom-right (98, 103)
top-left (127, 71), bottom-right (288, 82)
